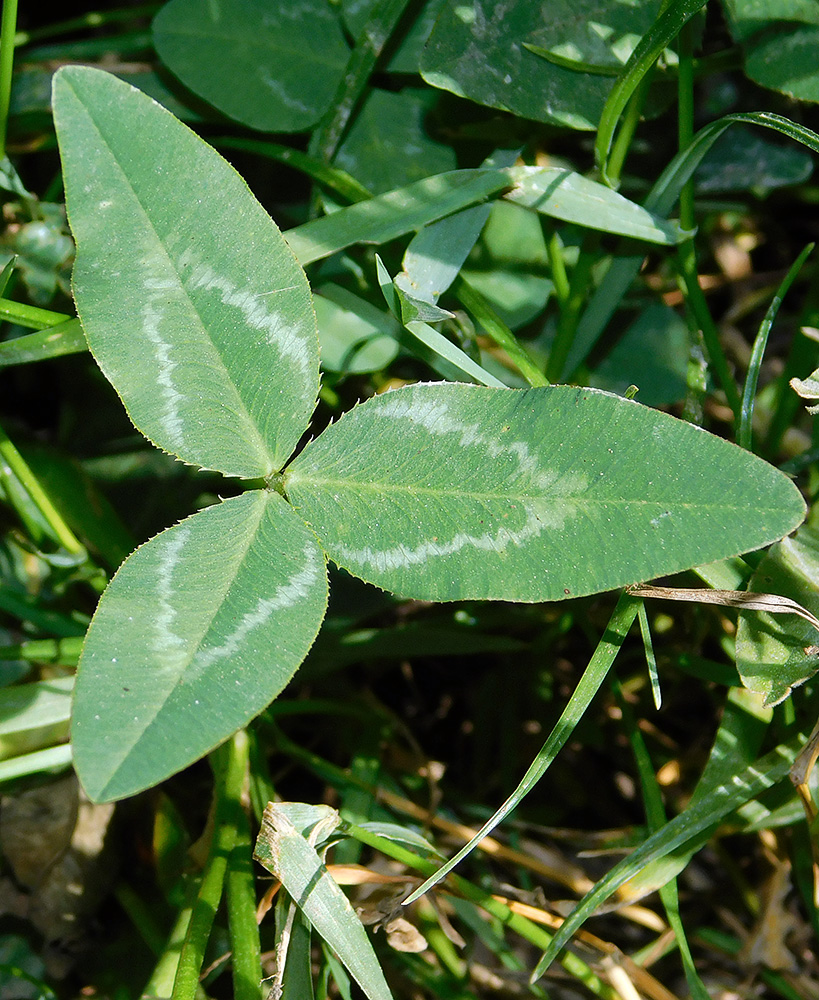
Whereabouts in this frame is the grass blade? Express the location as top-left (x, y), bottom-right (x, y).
top-left (403, 591), bottom-right (641, 903)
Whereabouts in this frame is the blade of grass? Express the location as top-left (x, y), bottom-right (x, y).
top-left (546, 231), bottom-right (601, 382)
top-left (533, 733), bottom-right (802, 979)
top-left (0, 420), bottom-right (86, 558)
top-left (0, 319), bottom-right (87, 367)
top-left (225, 733), bottom-right (262, 1000)
top-left (0, 0), bottom-right (18, 161)
top-left (611, 678), bottom-right (709, 1000)
top-left (172, 733), bottom-right (247, 1000)
top-left (0, 298), bottom-right (73, 330)
top-left (16, 5), bottom-right (160, 46)
top-left (738, 243), bottom-right (814, 451)
top-left (403, 591), bottom-right (641, 904)
top-left (286, 170), bottom-right (512, 266)
top-left (214, 138), bottom-right (372, 204)
top-left (595, 0), bottom-right (708, 185)
top-left (307, 0), bottom-right (412, 165)
top-left (453, 276), bottom-right (549, 387)
top-left (375, 256), bottom-right (507, 387)
top-left (636, 601), bottom-right (661, 709)
top-left (563, 112), bottom-right (819, 379)
top-left (0, 636), bottom-right (84, 665)
top-left (0, 743), bottom-right (72, 783)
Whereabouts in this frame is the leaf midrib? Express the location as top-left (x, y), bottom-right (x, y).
top-left (286, 473), bottom-right (784, 512)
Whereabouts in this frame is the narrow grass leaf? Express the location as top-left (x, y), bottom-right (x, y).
top-left (286, 170), bottom-right (512, 266)
top-left (0, 320), bottom-right (86, 368)
top-left (595, 0), bottom-right (708, 183)
top-left (153, 0), bottom-right (349, 132)
top-left (454, 277), bottom-right (549, 387)
top-left (402, 204), bottom-right (492, 305)
top-left (0, 743), bottom-right (73, 783)
top-left (53, 66), bottom-right (320, 478)
top-left (0, 676), bottom-right (73, 759)
top-left (286, 164), bottom-right (685, 268)
top-left (72, 491), bottom-right (328, 802)
top-left (505, 165), bottom-right (686, 244)
top-left (534, 735), bottom-right (802, 978)
top-left (405, 591), bottom-right (640, 903)
top-left (255, 803), bottom-right (394, 1000)
top-left (566, 112), bottom-right (819, 377)
top-left (286, 383), bottom-right (805, 603)
top-left (738, 243), bottom-right (814, 450)
top-left (637, 602), bottom-right (661, 709)
top-left (375, 256), bottom-right (505, 386)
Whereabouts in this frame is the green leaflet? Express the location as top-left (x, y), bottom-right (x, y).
top-left (285, 383), bottom-right (806, 603)
top-left (723, 0), bottom-right (819, 104)
top-left (52, 66), bottom-right (320, 478)
top-left (421, 0), bottom-right (663, 130)
top-left (153, 0), bottom-right (350, 132)
top-left (72, 491), bottom-right (328, 802)
top-left (735, 522), bottom-right (819, 707)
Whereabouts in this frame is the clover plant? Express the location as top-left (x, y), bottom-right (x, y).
top-left (52, 66), bottom-right (805, 803)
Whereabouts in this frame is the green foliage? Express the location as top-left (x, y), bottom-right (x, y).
top-left (51, 66), bottom-right (804, 802)
top-left (4, 1), bottom-right (819, 997)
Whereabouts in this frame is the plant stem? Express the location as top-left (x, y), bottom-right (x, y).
top-left (674, 19), bottom-right (742, 420)
top-left (172, 734), bottom-right (247, 1000)
top-left (0, 0), bottom-right (18, 162)
top-left (225, 734), bottom-right (262, 1000)
top-left (547, 231), bottom-right (601, 382)
top-left (0, 420), bottom-right (85, 556)
top-left (307, 0), bottom-right (412, 165)
top-left (16, 4), bottom-right (160, 46)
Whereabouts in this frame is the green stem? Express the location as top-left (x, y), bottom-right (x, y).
top-left (0, 420), bottom-right (85, 556)
top-left (454, 276), bottom-right (548, 387)
top-left (144, 875), bottom-right (201, 998)
top-left (677, 19), bottom-right (695, 234)
top-left (307, 0), bottom-right (412, 164)
top-left (606, 73), bottom-right (651, 186)
top-left (673, 20), bottom-right (741, 419)
top-left (544, 226), bottom-right (569, 306)
top-left (172, 734), bottom-right (247, 1000)
top-left (0, 0), bottom-right (18, 161)
top-left (547, 232), bottom-right (601, 382)
top-left (16, 4), bottom-right (159, 46)
top-left (214, 137), bottom-right (372, 204)
top-left (225, 734), bottom-right (262, 1000)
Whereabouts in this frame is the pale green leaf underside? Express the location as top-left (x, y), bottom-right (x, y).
top-left (72, 491), bottom-right (328, 801)
top-left (53, 66), bottom-right (320, 478)
top-left (736, 523), bottom-right (819, 707)
top-left (285, 384), bottom-right (805, 602)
